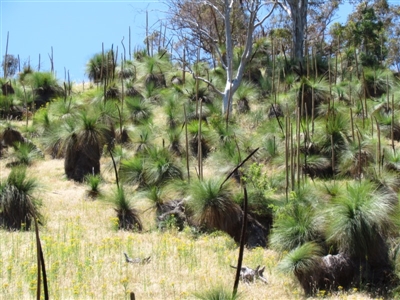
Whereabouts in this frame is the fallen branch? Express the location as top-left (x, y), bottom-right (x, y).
top-left (231, 265), bottom-right (268, 284)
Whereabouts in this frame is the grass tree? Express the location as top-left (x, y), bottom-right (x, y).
top-left (131, 124), bottom-right (153, 154)
top-left (187, 120), bottom-right (214, 159)
top-left (85, 174), bottom-right (102, 199)
top-left (278, 242), bottom-right (325, 296)
top-left (138, 185), bottom-right (165, 214)
top-left (8, 142), bottom-right (43, 166)
top-left (233, 81), bottom-right (258, 114)
top-left (194, 285), bottom-right (243, 300)
top-left (134, 50), bottom-right (170, 91)
top-left (337, 136), bottom-right (375, 179)
top-left (0, 167), bottom-right (41, 230)
top-left (269, 186), bottom-right (322, 253)
top-left (92, 99), bottom-right (121, 148)
top-left (105, 186), bottom-right (142, 231)
top-left (64, 111), bottom-right (108, 182)
top-left (119, 155), bottom-right (146, 187)
top-left (40, 116), bottom-right (73, 159)
top-left (313, 111), bottom-right (351, 162)
top-left (120, 146), bottom-right (183, 189)
top-left (86, 51), bottom-right (115, 84)
top-left (186, 177), bottom-right (242, 241)
top-left (324, 180), bottom-right (398, 271)
top-left (125, 96), bottom-right (152, 125)
top-left (166, 127), bottom-right (183, 156)
top-left (23, 71), bottom-right (63, 109)
top-left (143, 146), bottom-right (183, 187)
top-left (162, 88), bottom-right (184, 129)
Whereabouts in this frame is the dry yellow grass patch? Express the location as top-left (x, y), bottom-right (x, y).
top-left (0, 138), bottom-right (374, 300)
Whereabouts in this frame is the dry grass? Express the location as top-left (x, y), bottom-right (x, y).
top-left (0, 155), bottom-right (377, 299)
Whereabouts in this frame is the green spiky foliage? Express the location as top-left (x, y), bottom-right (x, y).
top-left (134, 52), bottom-right (170, 91)
top-left (106, 143), bottom-right (124, 166)
top-left (0, 94), bottom-right (14, 118)
top-left (233, 81), bottom-right (259, 114)
top-left (233, 163), bottom-right (275, 230)
top-left (187, 120), bottom-right (214, 158)
top-left (269, 188), bottom-right (322, 252)
top-left (186, 177), bottom-right (242, 240)
top-left (85, 174), bottom-right (102, 198)
top-left (324, 180), bottom-right (397, 263)
top-left (193, 285), bottom-right (243, 300)
top-left (208, 115), bottom-right (249, 164)
top-left (278, 242), bottom-right (324, 295)
top-left (9, 142), bottom-right (43, 166)
top-left (166, 127), bottom-right (183, 156)
top-left (208, 112), bottom-right (237, 144)
top-left (92, 100), bottom-right (121, 148)
top-left (138, 185), bottom-right (165, 214)
top-left (278, 242), bottom-right (323, 276)
top-left (13, 81), bottom-right (35, 112)
top-left (119, 155), bottom-right (146, 187)
top-left (162, 89), bottom-right (184, 129)
top-left (105, 186), bottom-right (142, 231)
top-left (293, 76), bottom-right (330, 118)
top-left (117, 59), bottom-right (136, 79)
top-left (86, 51), bottom-right (115, 84)
top-left (383, 147), bottom-right (400, 172)
top-left (131, 125), bottom-right (153, 154)
top-left (34, 98), bottom-right (76, 148)
top-left (32, 106), bottom-right (51, 133)
top-left (48, 95), bottom-right (81, 119)
top-left (362, 67), bottom-right (397, 98)
top-left (16, 65), bottom-right (33, 83)
top-left (313, 112), bottom-right (351, 160)
top-left (303, 155), bottom-right (333, 180)
top-left (0, 167), bottom-right (41, 230)
top-left (125, 96), bottom-right (152, 125)
top-left (239, 161), bottom-right (275, 208)
top-left (338, 136), bottom-right (375, 179)
top-left (207, 127), bottom-right (250, 182)
top-left (39, 116), bottom-right (73, 159)
top-left (24, 71), bottom-right (63, 108)
top-left (184, 78), bottom-right (213, 104)
top-left (142, 146), bottom-right (183, 187)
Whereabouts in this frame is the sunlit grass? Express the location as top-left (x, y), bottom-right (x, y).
top-left (0, 131), bottom-right (377, 300)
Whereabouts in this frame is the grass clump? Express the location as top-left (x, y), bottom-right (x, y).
top-left (0, 166), bottom-right (41, 230)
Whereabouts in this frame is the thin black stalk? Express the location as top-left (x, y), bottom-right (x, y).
top-left (233, 186), bottom-right (248, 298)
top-left (183, 105), bottom-right (190, 183)
top-left (109, 148), bottom-right (119, 188)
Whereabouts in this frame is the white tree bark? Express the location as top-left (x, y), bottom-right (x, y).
top-left (219, 0), bottom-right (276, 113)
top-left (169, 0), bottom-right (276, 115)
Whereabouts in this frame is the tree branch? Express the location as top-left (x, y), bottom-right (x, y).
top-left (276, 0), bottom-right (292, 18)
top-left (185, 64), bottom-right (224, 95)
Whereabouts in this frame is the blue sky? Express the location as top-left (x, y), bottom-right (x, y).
top-left (0, 0), bottom-right (374, 83)
top-left (1, 0), bottom-right (166, 82)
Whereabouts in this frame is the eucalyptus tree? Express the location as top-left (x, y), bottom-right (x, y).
top-left (1, 54), bottom-right (19, 78)
top-left (166, 0), bottom-right (277, 114)
top-left (272, 0), bottom-right (347, 64)
top-left (332, 0), bottom-right (400, 70)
